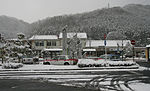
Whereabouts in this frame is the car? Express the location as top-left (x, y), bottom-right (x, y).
top-left (7, 57), bottom-right (19, 63)
top-left (22, 55), bottom-right (34, 64)
top-left (98, 54), bottom-right (121, 61)
top-left (43, 55), bottom-right (78, 65)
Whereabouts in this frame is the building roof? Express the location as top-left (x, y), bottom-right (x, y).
top-left (86, 40), bottom-right (131, 47)
top-left (146, 45), bottom-right (150, 48)
top-left (29, 35), bottom-right (58, 40)
top-left (59, 33), bottom-right (87, 39)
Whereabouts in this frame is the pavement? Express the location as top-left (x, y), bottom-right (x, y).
top-left (0, 79), bottom-right (93, 91)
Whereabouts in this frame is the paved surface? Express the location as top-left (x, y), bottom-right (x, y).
top-left (0, 79), bottom-right (93, 91)
top-left (0, 62), bottom-right (150, 91)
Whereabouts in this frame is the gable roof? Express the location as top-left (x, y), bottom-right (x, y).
top-left (86, 40), bottom-right (131, 47)
top-left (29, 35), bottom-right (58, 40)
top-left (59, 33), bottom-right (87, 39)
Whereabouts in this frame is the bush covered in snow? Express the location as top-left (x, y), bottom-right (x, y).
top-left (78, 59), bottom-right (137, 68)
top-left (2, 62), bottom-right (23, 69)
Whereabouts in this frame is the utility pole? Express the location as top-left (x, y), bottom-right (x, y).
top-left (131, 40), bottom-right (135, 61)
top-left (108, 3), bottom-right (110, 8)
top-left (62, 25), bottom-right (68, 55)
top-left (89, 37), bottom-right (92, 57)
top-left (122, 40), bottom-right (124, 61)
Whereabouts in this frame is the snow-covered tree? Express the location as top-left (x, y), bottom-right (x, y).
top-left (124, 42), bottom-right (133, 57)
top-left (67, 33), bottom-right (82, 59)
top-left (107, 31), bottom-right (127, 40)
top-left (0, 34), bottom-right (6, 63)
top-left (6, 33), bottom-right (32, 63)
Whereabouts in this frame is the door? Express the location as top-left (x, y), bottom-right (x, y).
top-left (58, 56), bottom-right (66, 65)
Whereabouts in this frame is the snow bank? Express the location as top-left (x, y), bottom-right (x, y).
top-left (78, 59), bottom-right (137, 67)
top-left (2, 62), bottom-right (23, 69)
top-left (130, 82), bottom-right (150, 91)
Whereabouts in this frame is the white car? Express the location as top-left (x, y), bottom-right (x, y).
top-left (8, 57), bottom-right (19, 63)
top-left (42, 55), bottom-right (78, 65)
top-left (22, 56), bottom-right (34, 64)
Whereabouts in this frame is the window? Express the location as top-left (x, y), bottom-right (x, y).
top-left (46, 41), bottom-right (56, 46)
top-left (47, 41), bottom-right (51, 46)
top-left (53, 56), bottom-right (59, 60)
top-left (59, 56), bottom-right (66, 60)
top-left (35, 41), bottom-right (44, 46)
top-left (52, 41), bottom-right (56, 46)
top-left (35, 41), bottom-right (39, 46)
top-left (39, 41), bottom-right (44, 46)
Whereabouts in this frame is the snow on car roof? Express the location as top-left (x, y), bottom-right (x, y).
top-left (29, 35), bottom-right (58, 40)
top-left (43, 48), bottom-right (62, 51)
top-left (59, 33), bottom-right (87, 39)
top-left (86, 40), bottom-right (131, 47)
top-left (83, 49), bottom-right (96, 51)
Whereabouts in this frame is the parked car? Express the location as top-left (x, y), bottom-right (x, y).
top-left (43, 55), bottom-right (78, 65)
top-left (22, 55), bottom-right (34, 64)
top-left (7, 57), bottom-right (19, 63)
top-left (98, 54), bottom-right (121, 61)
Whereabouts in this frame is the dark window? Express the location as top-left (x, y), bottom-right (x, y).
top-left (39, 41), bottom-right (44, 46)
top-left (35, 42), bottom-right (39, 46)
top-left (47, 41), bottom-right (51, 46)
top-left (52, 41), bottom-right (56, 46)
top-left (53, 56), bottom-right (59, 60)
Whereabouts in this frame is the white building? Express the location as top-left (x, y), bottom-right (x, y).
top-left (84, 40), bottom-right (131, 57)
top-left (29, 33), bottom-right (87, 58)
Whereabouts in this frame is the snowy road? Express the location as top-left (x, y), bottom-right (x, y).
top-left (0, 66), bottom-right (150, 91)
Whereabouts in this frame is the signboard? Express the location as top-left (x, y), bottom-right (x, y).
top-left (131, 40), bottom-right (135, 45)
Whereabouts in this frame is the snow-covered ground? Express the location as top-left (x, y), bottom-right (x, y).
top-left (0, 65), bottom-right (149, 91)
top-left (0, 59), bottom-right (150, 91)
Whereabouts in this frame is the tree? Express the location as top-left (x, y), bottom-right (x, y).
top-left (6, 33), bottom-right (32, 63)
top-left (107, 31), bottom-right (127, 40)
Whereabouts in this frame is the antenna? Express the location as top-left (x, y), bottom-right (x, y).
top-left (108, 3), bottom-right (110, 8)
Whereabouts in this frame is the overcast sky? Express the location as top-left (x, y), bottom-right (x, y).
top-left (0, 0), bottom-right (150, 23)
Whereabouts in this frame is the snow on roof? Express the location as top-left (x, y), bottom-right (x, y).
top-left (43, 48), bottom-right (62, 51)
top-left (29, 35), bottom-right (58, 40)
top-left (86, 40), bottom-right (131, 47)
top-left (146, 45), bottom-right (150, 47)
top-left (83, 49), bottom-right (96, 51)
top-left (59, 33), bottom-right (87, 39)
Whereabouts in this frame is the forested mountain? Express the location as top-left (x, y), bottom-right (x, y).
top-left (0, 15), bottom-right (30, 39)
top-left (29, 4), bottom-right (150, 47)
top-left (1, 4), bottom-right (150, 47)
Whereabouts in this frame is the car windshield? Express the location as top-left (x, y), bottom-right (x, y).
top-left (52, 56), bottom-right (59, 60)
top-left (23, 55), bottom-right (33, 58)
top-left (99, 55), bottom-right (110, 59)
top-left (99, 54), bottom-right (120, 59)
top-left (52, 55), bottom-right (71, 60)
top-left (59, 56), bottom-right (66, 60)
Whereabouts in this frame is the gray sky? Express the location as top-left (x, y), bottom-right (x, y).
top-left (0, 0), bottom-right (150, 23)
